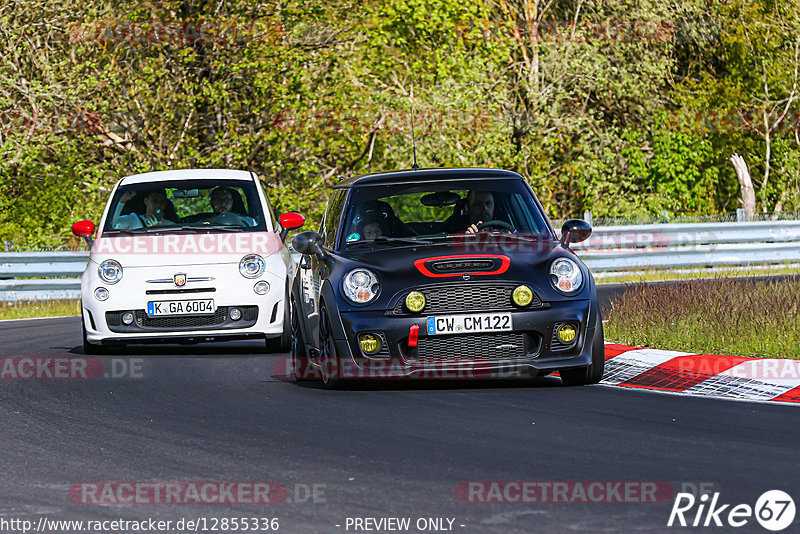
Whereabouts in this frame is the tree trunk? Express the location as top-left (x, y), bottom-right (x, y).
top-left (731, 153), bottom-right (756, 220)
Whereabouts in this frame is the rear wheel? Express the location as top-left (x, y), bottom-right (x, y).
top-left (560, 312), bottom-right (605, 386)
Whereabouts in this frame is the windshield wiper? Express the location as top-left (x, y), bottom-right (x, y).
top-left (142, 225), bottom-right (201, 233)
top-left (203, 226), bottom-right (247, 232)
top-left (348, 236), bottom-right (434, 247)
top-left (102, 229), bottom-right (136, 236)
top-left (141, 225), bottom-right (247, 233)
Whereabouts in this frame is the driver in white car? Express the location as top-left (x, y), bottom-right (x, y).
top-left (210, 186), bottom-right (256, 226)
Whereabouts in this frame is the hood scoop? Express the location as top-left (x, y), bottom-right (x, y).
top-left (414, 255), bottom-right (511, 277)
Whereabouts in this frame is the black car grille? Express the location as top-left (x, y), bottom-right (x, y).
top-left (416, 333), bottom-right (532, 365)
top-left (393, 283), bottom-right (543, 315)
top-left (106, 306), bottom-right (258, 331)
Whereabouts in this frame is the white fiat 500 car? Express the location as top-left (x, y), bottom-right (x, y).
top-left (71, 169), bottom-right (305, 354)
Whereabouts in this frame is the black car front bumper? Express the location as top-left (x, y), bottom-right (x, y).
top-left (329, 299), bottom-right (595, 379)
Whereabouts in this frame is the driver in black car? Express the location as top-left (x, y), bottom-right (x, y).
top-left (442, 190), bottom-right (502, 234)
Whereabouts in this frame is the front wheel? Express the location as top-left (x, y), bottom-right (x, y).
top-left (318, 306), bottom-right (341, 389)
top-left (265, 293), bottom-right (292, 354)
top-left (289, 298), bottom-right (310, 381)
top-left (81, 310), bottom-right (104, 355)
top-left (560, 313), bottom-right (605, 386)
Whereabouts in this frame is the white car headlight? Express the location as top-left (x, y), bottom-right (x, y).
top-left (343, 269), bottom-right (379, 304)
top-left (550, 258), bottom-right (583, 293)
top-left (97, 260), bottom-right (123, 285)
top-left (239, 254), bottom-right (266, 278)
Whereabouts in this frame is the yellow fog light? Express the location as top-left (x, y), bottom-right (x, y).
top-left (405, 291), bottom-right (426, 313)
top-left (359, 334), bottom-right (382, 355)
top-left (513, 285), bottom-right (534, 306)
top-left (557, 324), bottom-right (577, 343)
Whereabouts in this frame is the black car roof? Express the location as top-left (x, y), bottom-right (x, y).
top-left (334, 168), bottom-right (525, 188)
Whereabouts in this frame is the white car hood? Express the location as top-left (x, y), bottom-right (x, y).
top-left (90, 232), bottom-right (284, 267)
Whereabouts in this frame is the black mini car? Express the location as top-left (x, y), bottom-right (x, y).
top-left (290, 168), bottom-right (604, 387)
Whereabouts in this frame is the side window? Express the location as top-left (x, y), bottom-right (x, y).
top-left (323, 190), bottom-right (347, 248)
top-left (257, 180), bottom-right (277, 228)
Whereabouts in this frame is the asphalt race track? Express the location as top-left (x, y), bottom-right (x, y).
top-left (1, 316), bottom-right (799, 534)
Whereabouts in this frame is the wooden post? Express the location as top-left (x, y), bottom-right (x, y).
top-left (730, 153), bottom-right (755, 221)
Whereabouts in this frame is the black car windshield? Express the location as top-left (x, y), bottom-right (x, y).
top-left (102, 179), bottom-right (267, 234)
top-left (340, 179), bottom-right (553, 249)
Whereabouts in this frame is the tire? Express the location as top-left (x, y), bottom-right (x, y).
top-left (560, 312), bottom-right (605, 386)
top-left (289, 297), bottom-right (310, 381)
top-left (81, 313), bottom-right (103, 355)
top-left (265, 291), bottom-right (291, 354)
top-left (318, 306), bottom-right (341, 389)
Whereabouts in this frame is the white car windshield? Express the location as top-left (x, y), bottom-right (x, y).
top-left (102, 179), bottom-right (268, 234)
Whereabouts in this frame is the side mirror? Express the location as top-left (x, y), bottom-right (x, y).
top-left (292, 231), bottom-right (326, 257)
top-left (278, 212), bottom-right (306, 241)
top-left (72, 220), bottom-right (96, 247)
top-left (560, 219), bottom-right (592, 247)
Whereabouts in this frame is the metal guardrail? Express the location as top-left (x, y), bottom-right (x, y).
top-left (571, 220), bottom-right (800, 277)
top-left (0, 252), bottom-right (88, 301)
top-left (2, 220), bottom-right (800, 301)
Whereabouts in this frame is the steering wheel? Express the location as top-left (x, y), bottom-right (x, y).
top-left (477, 220), bottom-right (514, 232)
top-left (209, 212), bottom-right (247, 226)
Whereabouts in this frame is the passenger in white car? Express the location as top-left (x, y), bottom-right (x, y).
top-left (112, 189), bottom-right (176, 230)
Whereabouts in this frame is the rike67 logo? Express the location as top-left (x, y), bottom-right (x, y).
top-left (668, 490), bottom-right (795, 531)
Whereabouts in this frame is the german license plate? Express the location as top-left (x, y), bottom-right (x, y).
top-left (426, 312), bottom-right (512, 335)
top-left (146, 299), bottom-right (216, 317)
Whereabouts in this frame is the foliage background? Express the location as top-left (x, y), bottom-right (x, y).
top-left (1, 0), bottom-right (799, 246)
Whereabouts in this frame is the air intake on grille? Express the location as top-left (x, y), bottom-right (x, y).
top-left (415, 333), bottom-right (534, 365)
top-left (427, 258), bottom-right (500, 274)
top-left (393, 282), bottom-right (543, 315)
top-left (106, 306), bottom-right (258, 332)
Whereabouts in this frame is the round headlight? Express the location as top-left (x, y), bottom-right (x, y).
top-left (254, 281), bottom-right (270, 295)
top-left (239, 254), bottom-right (266, 278)
top-left (98, 260), bottom-right (123, 285)
top-left (94, 287), bottom-right (109, 301)
top-left (405, 291), bottom-right (426, 313)
top-left (512, 285), bottom-right (533, 306)
top-left (343, 269), bottom-right (379, 304)
top-left (549, 258), bottom-right (583, 294)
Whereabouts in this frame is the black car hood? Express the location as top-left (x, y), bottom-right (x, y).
top-left (329, 238), bottom-right (591, 310)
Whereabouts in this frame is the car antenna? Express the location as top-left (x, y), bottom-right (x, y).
top-left (410, 87), bottom-right (420, 169)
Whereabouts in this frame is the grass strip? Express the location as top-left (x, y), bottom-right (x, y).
top-left (0, 299), bottom-right (81, 321)
top-left (605, 277), bottom-right (800, 359)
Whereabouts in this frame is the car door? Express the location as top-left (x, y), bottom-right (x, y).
top-left (298, 189), bottom-right (347, 349)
